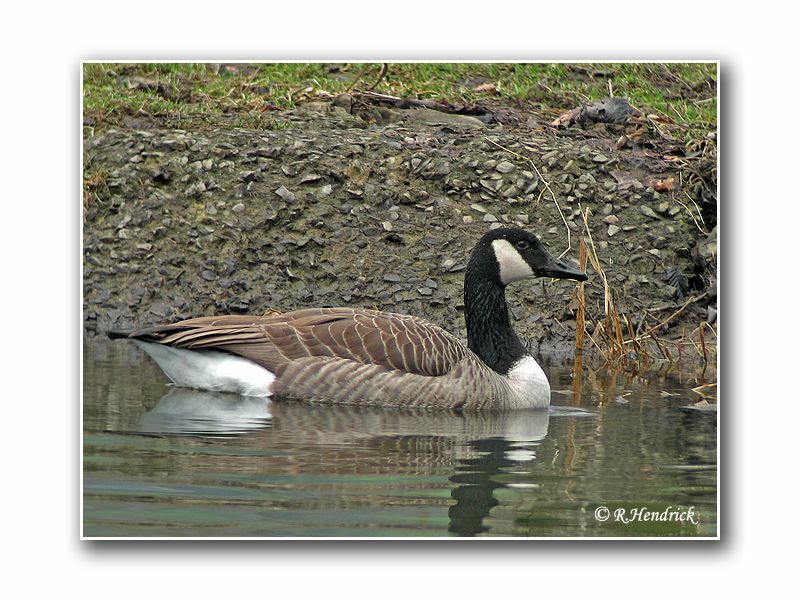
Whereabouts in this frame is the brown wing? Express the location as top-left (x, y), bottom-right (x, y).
top-left (121, 307), bottom-right (470, 378)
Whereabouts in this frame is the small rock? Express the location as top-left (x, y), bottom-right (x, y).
top-left (232, 202), bottom-right (245, 213)
top-left (435, 161), bottom-right (452, 176)
top-left (699, 227), bottom-right (717, 260)
top-left (640, 205), bottom-right (660, 219)
top-left (521, 180), bottom-right (539, 195)
top-left (593, 153), bottom-right (610, 163)
top-left (275, 185), bottom-right (296, 202)
top-left (332, 94), bottom-right (352, 112)
top-left (300, 173), bottom-right (323, 184)
top-left (319, 184), bottom-right (333, 197)
top-left (234, 183), bottom-right (250, 198)
top-left (607, 224), bottom-right (621, 237)
top-left (602, 215), bottom-right (620, 224)
top-left (185, 181), bottom-right (206, 197)
top-left (383, 273), bottom-right (403, 283)
top-left (483, 213), bottom-right (498, 223)
top-left (496, 160), bottom-right (515, 174)
top-left (417, 287), bottom-right (433, 296)
top-left (471, 203), bottom-right (488, 213)
top-left (361, 226), bottom-right (381, 237)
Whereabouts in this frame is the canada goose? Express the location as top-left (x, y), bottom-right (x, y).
top-left (108, 227), bottom-right (587, 410)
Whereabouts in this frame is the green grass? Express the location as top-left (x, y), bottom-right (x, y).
top-left (83, 62), bottom-right (717, 140)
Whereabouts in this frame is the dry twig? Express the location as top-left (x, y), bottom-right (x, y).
top-left (366, 63), bottom-right (389, 92)
top-left (635, 293), bottom-right (708, 343)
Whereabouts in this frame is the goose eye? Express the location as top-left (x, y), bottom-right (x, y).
top-left (516, 240), bottom-right (529, 250)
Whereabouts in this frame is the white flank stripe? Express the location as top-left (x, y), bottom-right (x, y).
top-left (134, 341), bottom-right (275, 397)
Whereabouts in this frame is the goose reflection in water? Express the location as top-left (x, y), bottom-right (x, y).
top-left (137, 387), bottom-right (553, 446)
top-left (134, 389), bottom-right (595, 535)
top-left (138, 388), bottom-right (273, 436)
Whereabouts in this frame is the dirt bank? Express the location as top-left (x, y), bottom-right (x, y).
top-left (82, 98), bottom-right (717, 359)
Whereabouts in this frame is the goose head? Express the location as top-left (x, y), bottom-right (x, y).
top-left (463, 228), bottom-right (587, 378)
top-left (469, 227), bottom-right (588, 287)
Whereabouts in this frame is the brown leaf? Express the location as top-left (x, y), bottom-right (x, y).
top-left (653, 177), bottom-right (675, 192)
top-left (473, 82), bottom-right (498, 94)
top-left (550, 107), bottom-right (582, 128)
top-left (643, 175), bottom-right (675, 191)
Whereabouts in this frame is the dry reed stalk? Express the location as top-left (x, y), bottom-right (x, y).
top-left (624, 315), bottom-right (648, 356)
top-left (613, 309), bottom-right (625, 353)
top-left (651, 332), bottom-right (672, 361)
top-left (575, 235), bottom-right (587, 356)
top-left (690, 321), bottom-right (718, 343)
top-left (699, 323), bottom-right (708, 364)
top-left (571, 235), bottom-right (588, 405)
top-left (684, 325), bottom-right (703, 358)
top-left (691, 382), bottom-right (717, 399)
top-left (580, 208), bottom-right (630, 360)
top-left (583, 324), bottom-right (604, 354)
top-left (571, 351), bottom-right (584, 406)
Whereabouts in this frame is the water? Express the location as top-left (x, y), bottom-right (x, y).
top-left (82, 338), bottom-right (717, 538)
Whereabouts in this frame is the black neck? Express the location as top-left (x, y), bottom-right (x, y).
top-left (463, 259), bottom-right (528, 375)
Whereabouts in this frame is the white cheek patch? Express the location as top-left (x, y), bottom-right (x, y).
top-left (492, 239), bottom-right (535, 284)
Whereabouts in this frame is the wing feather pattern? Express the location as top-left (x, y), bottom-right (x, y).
top-left (121, 307), bottom-right (471, 379)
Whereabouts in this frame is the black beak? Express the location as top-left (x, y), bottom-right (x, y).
top-left (539, 252), bottom-right (588, 282)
